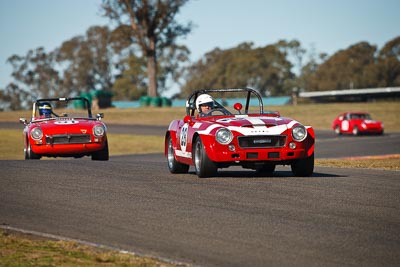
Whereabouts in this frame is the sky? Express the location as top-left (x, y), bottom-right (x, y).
top-left (1, 0), bottom-right (399, 97)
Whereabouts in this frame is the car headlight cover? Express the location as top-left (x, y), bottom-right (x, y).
top-left (292, 125), bottom-right (307, 142)
top-left (216, 128), bottom-right (233, 144)
top-left (30, 127), bottom-right (43, 140)
top-left (93, 125), bottom-right (105, 137)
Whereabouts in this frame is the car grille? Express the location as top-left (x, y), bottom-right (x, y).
top-left (238, 135), bottom-right (286, 148)
top-left (46, 134), bottom-right (91, 144)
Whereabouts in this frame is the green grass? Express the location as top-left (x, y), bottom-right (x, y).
top-left (109, 134), bottom-right (164, 155)
top-left (0, 230), bottom-right (185, 267)
top-left (0, 129), bottom-right (24, 160)
top-left (0, 129), bottom-right (164, 160)
top-left (4, 101), bottom-right (400, 131)
top-left (315, 155), bottom-right (400, 171)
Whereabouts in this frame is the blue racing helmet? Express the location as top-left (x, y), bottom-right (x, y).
top-left (38, 102), bottom-right (52, 117)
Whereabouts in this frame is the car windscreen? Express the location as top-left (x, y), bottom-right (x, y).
top-left (34, 99), bottom-right (90, 120)
top-left (202, 91), bottom-right (263, 115)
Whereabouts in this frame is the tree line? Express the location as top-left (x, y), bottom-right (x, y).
top-left (1, 0), bottom-right (399, 110)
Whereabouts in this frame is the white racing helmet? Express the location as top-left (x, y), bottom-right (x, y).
top-left (195, 94), bottom-right (214, 112)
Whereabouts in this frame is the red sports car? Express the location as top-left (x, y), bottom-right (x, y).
top-left (20, 97), bottom-right (109, 160)
top-left (332, 112), bottom-right (384, 135)
top-left (165, 88), bottom-right (315, 178)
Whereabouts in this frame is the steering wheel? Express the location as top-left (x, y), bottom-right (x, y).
top-left (51, 111), bottom-right (60, 117)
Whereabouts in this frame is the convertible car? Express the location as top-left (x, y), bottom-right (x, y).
top-left (165, 88), bottom-right (315, 178)
top-left (20, 97), bottom-right (109, 160)
top-left (332, 112), bottom-right (384, 135)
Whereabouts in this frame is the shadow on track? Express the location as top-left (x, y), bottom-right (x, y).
top-left (185, 170), bottom-right (343, 179)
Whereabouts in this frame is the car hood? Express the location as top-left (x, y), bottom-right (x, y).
top-left (362, 119), bottom-right (382, 124)
top-left (31, 118), bottom-right (103, 134)
top-left (198, 115), bottom-right (303, 135)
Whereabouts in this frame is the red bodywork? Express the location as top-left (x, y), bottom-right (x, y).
top-left (332, 112), bottom-right (384, 135)
top-left (24, 119), bottom-right (107, 156)
top-left (167, 115), bottom-right (314, 164)
top-left (165, 88), bottom-right (315, 177)
top-left (20, 97), bottom-right (109, 160)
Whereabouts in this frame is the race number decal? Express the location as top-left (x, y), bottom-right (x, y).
top-left (341, 120), bottom-right (349, 131)
top-left (180, 123), bottom-right (189, 152)
top-left (55, 120), bottom-right (78, 125)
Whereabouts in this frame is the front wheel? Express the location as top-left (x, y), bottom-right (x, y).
top-left (26, 142), bottom-right (41, 160)
top-left (193, 137), bottom-right (217, 178)
top-left (291, 153), bottom-right (314, 177)
top-left (334, 125), bottom-right (341, 135)
top-left (92, 140), bottom-right (109, 161)
top-left (167, 136), bottom-right (189, 173)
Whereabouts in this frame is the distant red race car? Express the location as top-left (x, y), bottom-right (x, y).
top-left (20, 97), bottom-right (109, 160)
top-left (165, 88), bottom-right (315, 178)
top-left (332, 112), bottom-right (384, 136)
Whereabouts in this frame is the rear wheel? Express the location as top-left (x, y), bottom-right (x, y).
top-left (352, 126), bottom-right (359, 136)
top-left (193, 137), bottom-right (217, 178)
top-left (167, 136), bottom-right (189, 173)
top-left (92, 140), bottom-right (109, 161)
top-left (291, 153), bottom-right (314, 177)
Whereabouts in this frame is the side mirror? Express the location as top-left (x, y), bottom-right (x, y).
top-left (233, 103), bottom-right (242, 114)
top-left (96, 113), bottom-right (104, 120)
top-left (19, 118), bottom-right (27, 124)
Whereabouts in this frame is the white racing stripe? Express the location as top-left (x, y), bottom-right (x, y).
top-left (197, 117), bottom-right (289, 136)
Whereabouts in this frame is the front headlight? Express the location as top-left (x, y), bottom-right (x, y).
top-left (215, 128), bottom-right (233, 144)
top-left (93, 125), bottom-right (105, 137)
top-left (30, 127), bottom-right (43, 140)
top-left (292, 125), bottom-right (307, 142)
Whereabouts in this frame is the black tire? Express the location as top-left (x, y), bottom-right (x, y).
top-left (193, 137), bottom-right (217, 178)
top-left (26, 142), bottom-right (41, 160)
top-left (92, 140), bottom-right (109, 161)
top-left (291, 153), bottom-right (314, 177)
top-left (167, 136), bottom-right (189, 173)
top-left (352, 126), bottom-right (359, 136)
top-left (256, 164), bottom-right (276, 176)
top-left (334, 125), bottom-right (341, 135)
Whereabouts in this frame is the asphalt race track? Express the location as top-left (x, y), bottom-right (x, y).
top-left (1, 124), bottom-right (399, 266)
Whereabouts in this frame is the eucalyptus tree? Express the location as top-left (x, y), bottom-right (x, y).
top-left (110, 26), bottom-right (191, 100)
top-left (112, 54), bottom-right (148, 100)
top-left (56, 26), bottom-right (118, 96)
top-left (101, 0), bottom-right (192, 97)
top-left (307, 42), bottom-right (377, 91)
top-left (374, 36), bottom-right (400, 87)
top-left (182, 42), bottom-right (294, 96)
top-left (1, 83), bottom-right (30, 110)
top-left (7, 47), bottom-right (60, 102)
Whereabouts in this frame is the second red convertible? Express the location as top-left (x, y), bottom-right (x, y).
top-left (20, 97), bottom-right (109, 160)
top-left (165, 88), bottom-right (315, 178)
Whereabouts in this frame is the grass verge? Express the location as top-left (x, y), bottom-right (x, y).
top-left (0, 229), bottom-right (185, 267)
top-left (2, 101), bottom-right (400, 131)
top-left (315, 155), bottom-right (400, 171)
top-left (0, 129), bottom-right (164, 160)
